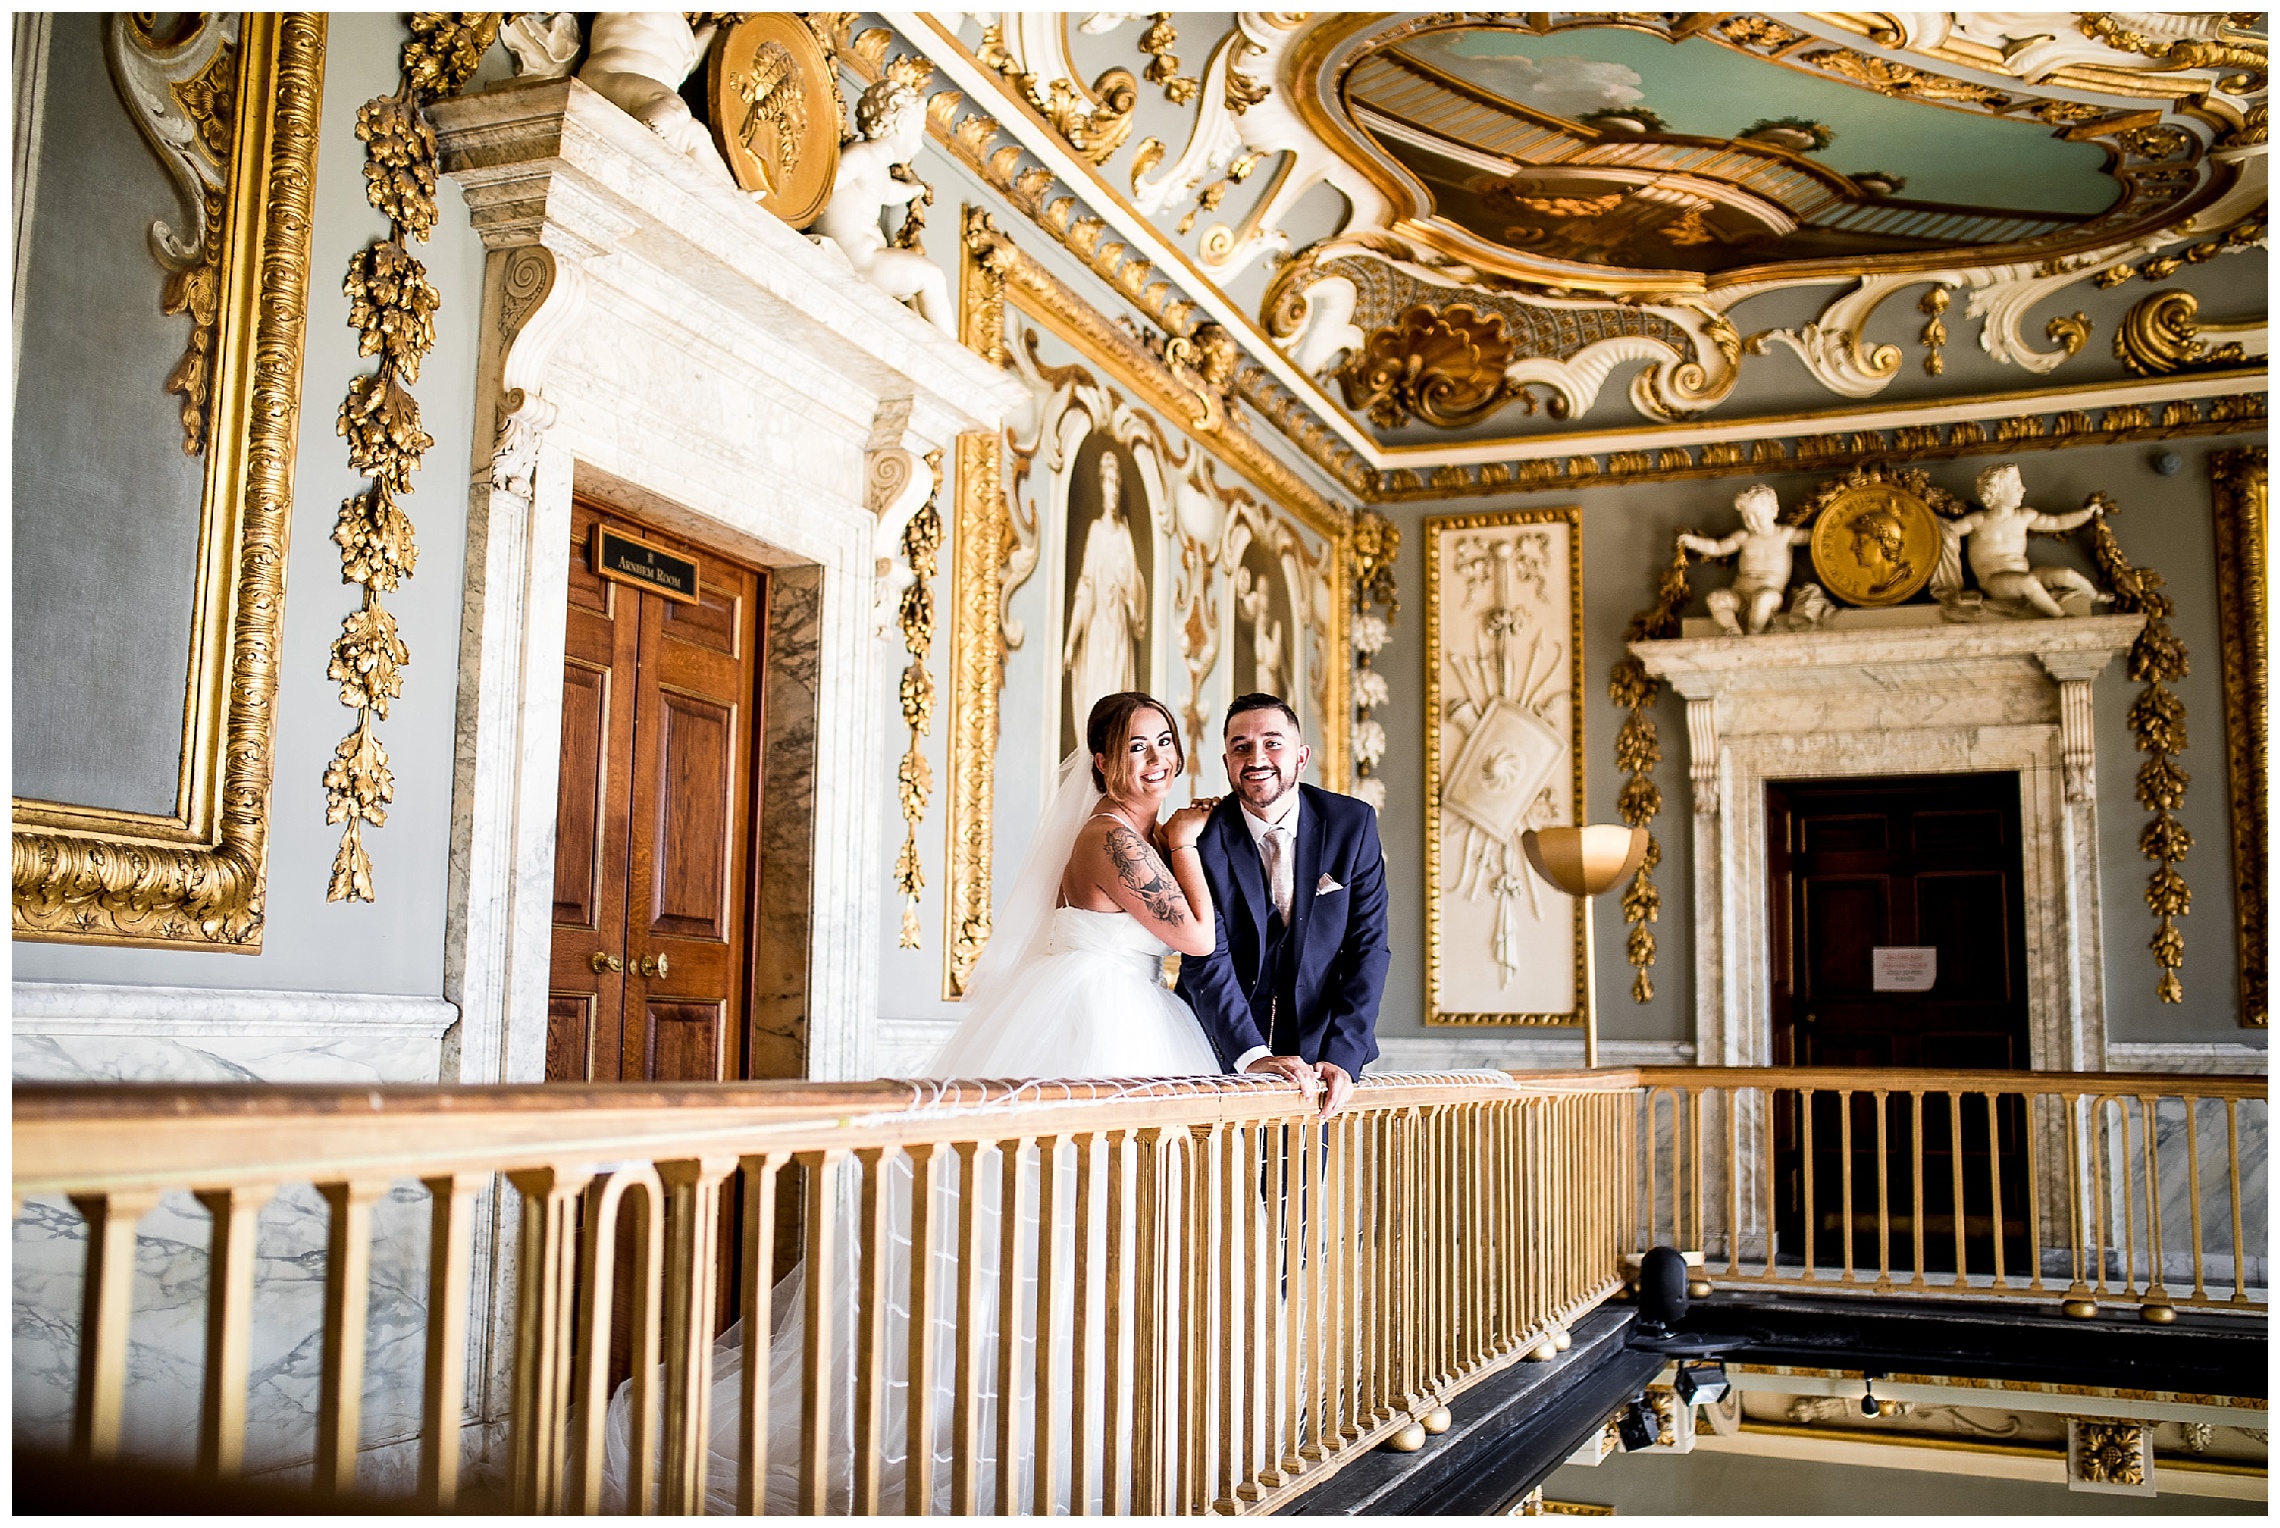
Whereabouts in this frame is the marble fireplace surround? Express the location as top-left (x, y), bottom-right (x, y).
top-left (1633, 615), bottom-right (2145, 1073)
top-left (425, 80), bottom-right (1022, 1468)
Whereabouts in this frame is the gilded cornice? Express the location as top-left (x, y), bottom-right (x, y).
top-left (963, 210), bottom-right (1347, 538)
top-left (877, 12), bottom-right (2266, 482)
top-left (1361, 382), bottom-right (2267, 501)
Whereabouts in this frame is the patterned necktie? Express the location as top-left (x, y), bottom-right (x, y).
top-left (1263, 825), bottom-right (1293, 927)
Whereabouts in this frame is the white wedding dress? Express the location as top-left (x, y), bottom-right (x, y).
top-left (600, 754), bottom-right (1223, 1513)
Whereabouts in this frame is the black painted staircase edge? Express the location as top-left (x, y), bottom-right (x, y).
top-left (1282, 1306), bottom-right (1663, 1516)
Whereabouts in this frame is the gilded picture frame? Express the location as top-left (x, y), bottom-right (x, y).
top-left (2210, 447), bottom-right (2267, 1027)
top-left (1424, 506), bottom-right (1587, 1026)
top-left (11, 13), bottom-right (324, 949)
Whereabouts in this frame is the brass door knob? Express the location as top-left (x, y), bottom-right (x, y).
top-left (639, 953), bottom-right (669, 978)
top-left (1802, 1012), bottom-right (1818, 1025)
top-left (590, 951), bottom-right (623, 974)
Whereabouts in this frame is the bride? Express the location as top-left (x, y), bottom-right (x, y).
top-left (602, 691), bottom-right (1294, 1511)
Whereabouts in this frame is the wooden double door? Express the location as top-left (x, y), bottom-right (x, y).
top-left (549, 501), bottom-right (766, 1086)
top-left (1767, 772), bottom-right (2032, 1275)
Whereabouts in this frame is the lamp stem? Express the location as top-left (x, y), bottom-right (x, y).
top-left (1582, 893), bottom-right (1598, 1070)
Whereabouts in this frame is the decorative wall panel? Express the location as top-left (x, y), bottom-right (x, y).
top-left (1423, 507), bottom-right (1585, 1026)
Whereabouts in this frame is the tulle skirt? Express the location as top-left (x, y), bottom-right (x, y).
top-left (600, 911), bottom-right (1224, 1512)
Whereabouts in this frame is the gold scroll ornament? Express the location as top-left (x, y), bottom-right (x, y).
top-left (1807, 480), bottom-right (1942, 606)
top-left (706, 13), bottom-right (842, 227)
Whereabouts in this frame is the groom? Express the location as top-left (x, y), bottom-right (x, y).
top-left (1175, 693), bottom-right (1390, 1118)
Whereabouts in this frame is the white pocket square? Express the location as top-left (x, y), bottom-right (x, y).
top-left (1316, 874), bottom-right (1345, 895)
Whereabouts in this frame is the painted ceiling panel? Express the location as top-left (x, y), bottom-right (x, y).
top-left (881, 10), bottom-right (2267, 492)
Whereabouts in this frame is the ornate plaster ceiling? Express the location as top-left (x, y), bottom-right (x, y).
top-left (890, 11), bottom-right (2268, 482)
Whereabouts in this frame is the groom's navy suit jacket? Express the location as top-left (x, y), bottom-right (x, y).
top-left (1175, 784), bottom-right (1389, 1078)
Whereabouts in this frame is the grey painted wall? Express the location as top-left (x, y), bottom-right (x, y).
top-left (1545, 1446), bottom-right (2258, 1515)
top-left (1364, 433), bottom-right (2269, 1048)
top-left (13, 14), bottom-right (489, 996)
top-left (12, 13), bottom-right (211, 814)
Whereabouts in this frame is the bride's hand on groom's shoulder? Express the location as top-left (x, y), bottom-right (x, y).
top-left (1160, 802), bottom-right (1214, 852)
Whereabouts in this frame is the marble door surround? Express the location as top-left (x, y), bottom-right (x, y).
top-left (429, 78), bottom-right (1021, 1452)
top-left (1634, 615), bottom-right (2145, 1073)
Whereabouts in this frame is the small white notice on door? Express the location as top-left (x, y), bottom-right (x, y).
top-left (1872, 946), bottom-right (1938, 992)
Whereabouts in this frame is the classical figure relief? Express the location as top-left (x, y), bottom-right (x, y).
top-left (815, 59), bottom-right (953, 333)
top-left (1062, 438), bottom-right (1150, 751)
top-left (1233, 559), bottom-right (1288, 701)
top-left (1933, 463), bottom-right (2112, 619)
top-left (1677, 485), bottom-right (1821, 635)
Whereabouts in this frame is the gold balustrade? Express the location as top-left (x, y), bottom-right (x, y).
top-left (1630, 1069), bottom-right (2269, 1319)
top-left (12, 1069), bottom-right (1634, 1513)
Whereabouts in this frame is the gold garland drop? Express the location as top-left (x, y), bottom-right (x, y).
top-left (324, 13), bottom-right (498, 902)
top-left (895, 453), bottom-right (945, 948)
top-left (1606, 542), bottom-right (1700, 1002)
top-left (2085, 496), bottom-right (2193, 1002)
top-left (1349, 510), bottom-right (1398, 806)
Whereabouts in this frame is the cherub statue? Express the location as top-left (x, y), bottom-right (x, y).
top-left (1932, 463), bottom-right (2110, 619)
top-left (1677, 485), bottom-right (1812, 635)
top-left (578, 15), bottom-right (736, 185)
top-left (814, 62), bottom-right (955, 335)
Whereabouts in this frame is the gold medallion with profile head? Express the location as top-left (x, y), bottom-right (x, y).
top-left (707, 15), bottom-right (842, 228)
top-left (1809, 482), bottom-right (1942, 606)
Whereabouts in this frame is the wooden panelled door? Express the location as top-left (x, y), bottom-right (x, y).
top-left (551, 500), bottom-right (766, 1086)
top-left (1767, 772), bottom-right (2031, 1274)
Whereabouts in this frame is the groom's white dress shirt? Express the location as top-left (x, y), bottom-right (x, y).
top-left (1231, 789), bottom-right (1300, 1076)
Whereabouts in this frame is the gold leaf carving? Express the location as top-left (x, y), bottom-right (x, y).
top-left (2073, 1419), bottom-right (2147, 1487)
top-left (895, 454), bottom-right (946, 949)
top-left (1805, 47), bottom-right (2012, 105)
top-left (1607, 542), bottom-right (1698, 1002)
top-left (400, 11), bottom-right (501, 101)
top-left (1340, 304), bottom-right (1515, 430)
top-left (1139, 13), bottom-right (1200, 104)
top-left (2115, 289), bottom-right (2250, 376)
top-left (2086, 498), bottom-right (2193, 1003)
top-left (325, 16), bottom-right (490, 904)
top-left (2210, 448), bottom-right (2266, 1026)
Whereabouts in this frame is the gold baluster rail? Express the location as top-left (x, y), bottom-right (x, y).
top-left (1628, 1069), bottom-right (2267, 1319)
top-left (13, 1068), bottom-right (1637, 1514)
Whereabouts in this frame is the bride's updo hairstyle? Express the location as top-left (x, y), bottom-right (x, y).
top-left (1086, 691), bottom-right (1184, 794)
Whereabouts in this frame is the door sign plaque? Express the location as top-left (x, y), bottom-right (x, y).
top-left (592, 526), bottom-right (700, 605)
top-left (1872, 946), bottom-right (1938, 992)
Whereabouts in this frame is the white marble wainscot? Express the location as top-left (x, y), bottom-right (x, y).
top-left (876, 1016), bottom-right (958, 1076)
top-left (1633, 614), bottom-right (2144, 1074)
top-left (2078, 1088), bottom-right (2269, 1299)
top-left (2107, 1040), bottom-right (2269, 1075)
top-left (12, 983), bottom-right (456, 1484)
top-left (426, 79), bottom-right (1024, 1475)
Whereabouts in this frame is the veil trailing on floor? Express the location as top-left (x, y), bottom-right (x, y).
top-left (601, 749), bottom-right (1162, 1513)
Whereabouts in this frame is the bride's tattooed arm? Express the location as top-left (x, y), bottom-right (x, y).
top-left (1106, 824), bottom-right (1190, 925)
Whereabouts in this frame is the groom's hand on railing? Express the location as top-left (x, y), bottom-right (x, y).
top-left (1245, 1054), bottom-right (1319, 1103)
top-left (1314, 1061), bottom-right (1354, 1121)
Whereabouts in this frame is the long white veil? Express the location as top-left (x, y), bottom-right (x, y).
top-left (923, 749), bottom-right (1099, 1076)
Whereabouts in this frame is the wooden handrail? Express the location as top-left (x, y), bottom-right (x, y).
top-left (13, 1068), bottom-right (1637, 1512)
top-left (1632, 1066), bottom-right (2268, 1098)
top-left (10, 1071), bottom-right (1632, 1196)
top-left (1622, 1068), bottom-right (2268, 1323)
